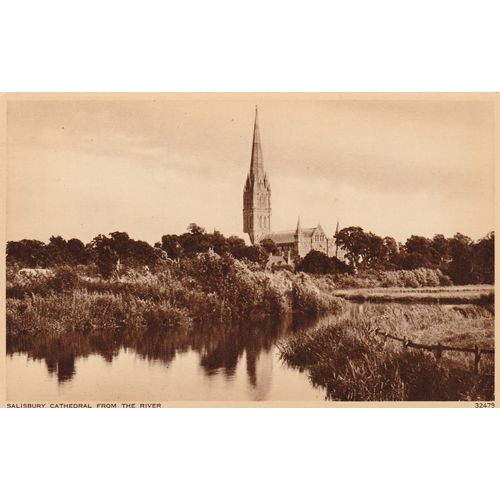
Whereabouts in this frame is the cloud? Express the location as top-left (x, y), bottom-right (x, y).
top-left (6, 97), bottom-right (494, 244)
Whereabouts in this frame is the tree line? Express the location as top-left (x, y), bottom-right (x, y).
top-left (6, 224), bottom-right (266, 278)
top-left (6, 224), bottom-right (494, 284)
top-left (333, 226), bottom-right (494, 284)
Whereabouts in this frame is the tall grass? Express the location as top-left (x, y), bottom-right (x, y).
top-left (278, 304), bottom-right (494, 401)
top-left (347, 303), bottom-right (494, 349)
top-left (6, 254), bottom-right (345, 339)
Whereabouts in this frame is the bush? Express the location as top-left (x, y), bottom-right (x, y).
top-left (296, 250), bottom-right (334, 274)
top-left (48, 266), bottom-right (80, 293)
top-left (332, 268), bottom-right (454, 289)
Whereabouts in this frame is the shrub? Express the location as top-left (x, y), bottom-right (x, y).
top-left (331, 268), bottom-right (454, 289)
top-left (47, 266), bottom-right (80, 293)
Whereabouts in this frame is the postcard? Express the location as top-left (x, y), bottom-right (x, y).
top-left (1, 93), bottom-right (497, 407)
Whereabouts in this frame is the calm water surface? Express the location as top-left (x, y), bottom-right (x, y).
top-left (7, 316), bottom-right (331, 402)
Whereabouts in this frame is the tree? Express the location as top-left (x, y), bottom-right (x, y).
top-left (181, 224), bottom-right (211, 256)
top-left (187, 223), bottom-right (206, 236)
top-left (46, 236), bottom-right (71, 266)
top-left (90, 234), bottom-right (118, 278)
top-left (296, 251), bottom-right (351, 275)
top-left (400, 251), bottom-right (433, 270)
top-left (6, 239), bottom-right (49, 267)
top-left (471, 232), bottom-right (494, 284)
top-left (335, 227), bottom-right (389, 271)
top-left (96, 245), bottom-right (119, 278)
top-left (260, 238), bottom-right (278, 255)
top-left (296, 250), bottom-right (334, 274)
top-left (67, 238), bottom-right (90, 264)
top-left (335, 226), bottom-right (369, 271)
top-left (330, 256), bottom-right (351, 275)
top-left (404, 235), bottom-right (439, 267)
top-left (159, 234), bottom-right (184, 260)
top-left (447, 233), bottom-right (473, 284)
top-left (363, 233), bottom-right (385, 268)
top-left (431, 234), bottom-right (450, 267)
top-left (89, 232), bottom-right (159, 268)
top-left (381, 237), bottom-right (399, 269)
top-left (157, 227), bottom-right (264, 262)
top-left (209, 230), bottom-right (230, 255)
top-left (128, 239), bottom-right (158, 268)
top-left (242, 245), bottom-right (267, 263)
top-left (108, 232), bottom-right (131, 258)
top-left (226, 236), bottom-right (247, 260)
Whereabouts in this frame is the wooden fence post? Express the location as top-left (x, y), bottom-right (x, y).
top-left (474, 345), bottom-right (481, 375)
top-left (435, 343), bottom-right (443, 361)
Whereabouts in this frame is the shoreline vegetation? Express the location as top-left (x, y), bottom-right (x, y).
top-left (6, 255), bottom-right (345, 338)
top-left (7, 256), bottom-right (494, 339)
top-left (330, 285), bottom-right (494, 305)
top-left (278, 305), bottom-right (494, 401)
top-left (6, 226), bottom-right (495, 402)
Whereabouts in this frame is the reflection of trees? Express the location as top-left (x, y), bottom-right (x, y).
top-left (45, 358), bottom-right (57, 375)
top-left (8, 329), bottom-right (124, 384)
top-left (200, 334), bottom-right (240, 377)
top-left (45, 355), bottom-right (75, 382)
top-left (56, 354), bottom-right (76, 382)
top-left (246, 346), bottom-right (258, 387)
top-left (7, 314), bottom-right (320, 386)
top-left (198, 321), bottom-right (280, 382)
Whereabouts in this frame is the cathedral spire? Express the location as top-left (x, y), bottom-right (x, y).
top-left (250, 106), bottom-right (264, 176)
top-left (243, 106), bottom-right (272, 245)
top-left (295, 216), bottom-right (301, 235)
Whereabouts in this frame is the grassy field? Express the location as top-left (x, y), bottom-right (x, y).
top-left (346, 303), bottom-right (494, 349)
top-left (279, 303), bottom-right (494, 401)
top-left (330, 284), bottom-right (494, 304)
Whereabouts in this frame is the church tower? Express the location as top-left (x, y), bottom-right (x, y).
top-left (243, 107), bottom-right (271, 244)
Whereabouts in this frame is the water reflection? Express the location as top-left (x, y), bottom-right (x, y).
top-left (7, 315), bottom-right (317, 390)
top-left (45, 354), bottom-right (76, 382)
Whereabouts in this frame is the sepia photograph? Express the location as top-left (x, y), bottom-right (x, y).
top-left (2, 4), bottom-right (499, 500)
top-left (2, 93), bottom-right (496, 406)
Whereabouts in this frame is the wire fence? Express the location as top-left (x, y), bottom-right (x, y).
top-left (371, 328), bottom-right (494, 374)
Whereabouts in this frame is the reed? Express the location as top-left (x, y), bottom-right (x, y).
top-left (6, 255), bottom-right (345, 339)
top-left (278, 304), bottom-right (494, 401)
top-left (329, 286), bottom-right (494, 305)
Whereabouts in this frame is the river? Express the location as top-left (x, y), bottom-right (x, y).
top-left (6, 315), bottom-right (330, 402)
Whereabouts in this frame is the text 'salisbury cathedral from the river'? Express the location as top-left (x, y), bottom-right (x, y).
top-left (243, 107), bottom-right (341, 261)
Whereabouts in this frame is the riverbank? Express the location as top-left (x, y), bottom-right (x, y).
top-left (329, 284), bottom-right (494, 305)
top-left (7, 257), bottom-right (495, 402)
top-left (6, 255), bottom-right (344, 339)
top-left (278, 303), bottom-right (494, 401)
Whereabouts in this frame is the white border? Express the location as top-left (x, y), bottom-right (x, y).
top-left (1, 1), bottom-right (499, 499)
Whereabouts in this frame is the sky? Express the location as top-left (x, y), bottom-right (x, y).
top-left (6, 95), bottom-right (495, 245)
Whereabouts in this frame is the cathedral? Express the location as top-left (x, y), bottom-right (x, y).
top-left (243, 107), bottom-right (342, 261)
